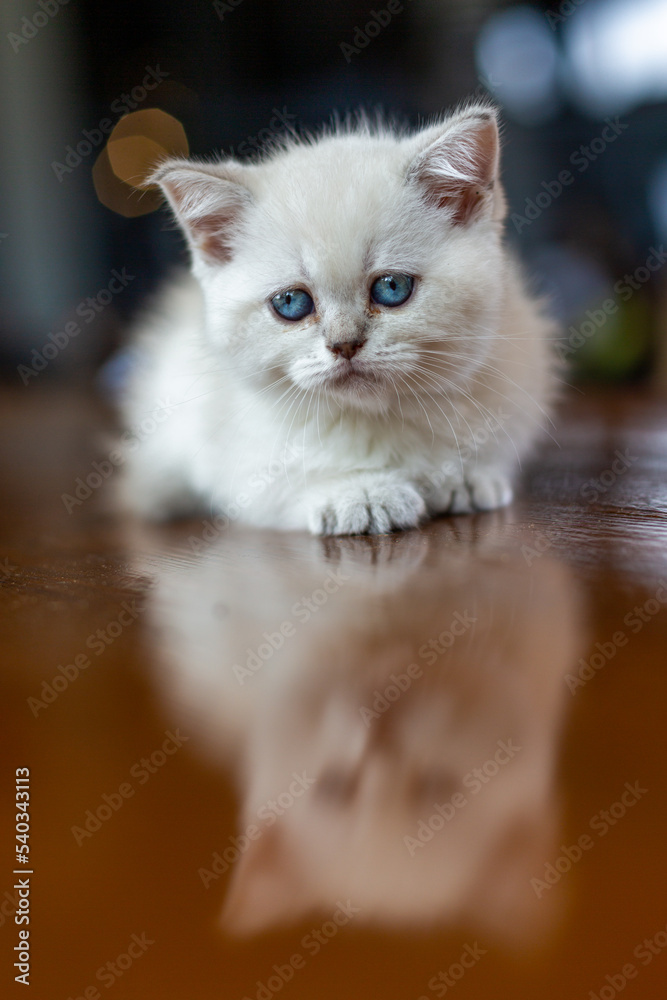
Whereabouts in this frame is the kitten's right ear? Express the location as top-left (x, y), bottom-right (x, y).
top-left (408, 108), bottom-right (501, 225)
top-left (151, 159), bottom-right (252, 265)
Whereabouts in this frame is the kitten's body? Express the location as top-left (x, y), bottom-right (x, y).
top-left (122, 105), bottom-right (555, 534)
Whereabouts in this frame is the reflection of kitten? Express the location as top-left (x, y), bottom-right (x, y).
top-left (121, 103), bottom-right (555, 534)
top-left (142, 530), bottom-right (579, 939)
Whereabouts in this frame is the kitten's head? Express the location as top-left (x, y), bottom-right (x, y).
top-left (153, 105), bottom-right (507, 413)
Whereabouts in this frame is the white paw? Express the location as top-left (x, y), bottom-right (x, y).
top-left (306, 478), bottom-right (426, 536)
top-left (465, 469), bottom-right (514, 511)
top-left (421, 469), bottom-right (513, 515)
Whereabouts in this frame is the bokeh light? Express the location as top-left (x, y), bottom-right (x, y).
top-left (93, 109), bottom-right (189, 217)
top-left (475, 5), bottom-right (560, 125)
top-left (564, 0), bottom-right (667, 116)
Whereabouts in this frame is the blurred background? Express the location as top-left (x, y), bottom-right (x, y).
top-left (1, 0), bottom-right (667, 388)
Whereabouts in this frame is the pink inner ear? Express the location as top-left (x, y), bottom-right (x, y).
top-left (157, 167), bottom-right (247, 264)
top-left (192, 211), bottom-right (237, 263)
top-left (426, 180), bottom-right (489, 226)
top-left (418, 118), bottom-right (498, 225)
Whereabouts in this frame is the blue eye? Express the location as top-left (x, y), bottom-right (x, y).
top-left (271, 288), bottom-right (314, 321)
top-left (370, 273), bottom-right (414, 307)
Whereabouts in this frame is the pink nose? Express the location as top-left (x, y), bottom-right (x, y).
top-left (330, 339), bottom-right (365, 361)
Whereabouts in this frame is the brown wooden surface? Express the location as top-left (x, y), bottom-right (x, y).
top-left (1, 384), bottom-right (667, 1000)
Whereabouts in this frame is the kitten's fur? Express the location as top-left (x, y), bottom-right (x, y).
top-left (122, 103), bottom-right (555, 534)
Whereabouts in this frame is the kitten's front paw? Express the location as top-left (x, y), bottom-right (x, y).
top-left (306, 477), bottom-right (426, 536)
top-left (423, 468), bottom-right (514, 515)
top-left (464, 469), bottom-right (513, 511)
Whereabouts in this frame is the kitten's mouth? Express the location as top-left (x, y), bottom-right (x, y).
top-left (326, 362), bottom-right (380, 390)
top-left (298, 361), bottom-right (389, 410)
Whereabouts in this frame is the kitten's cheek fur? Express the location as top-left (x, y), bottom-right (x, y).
top-left (304, 474), bottom-right (427, 536)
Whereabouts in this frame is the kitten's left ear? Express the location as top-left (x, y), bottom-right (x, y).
top-left (408, 108), bottom-right (502, 225)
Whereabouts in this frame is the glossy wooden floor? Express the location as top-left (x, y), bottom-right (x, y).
top-left (1, 385), bottom-right (667, 1000)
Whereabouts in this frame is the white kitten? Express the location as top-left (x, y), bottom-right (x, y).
top-left (121, 103), bottom-right (556, 534)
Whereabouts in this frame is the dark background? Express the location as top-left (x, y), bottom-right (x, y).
top-left (2, 0), bottom-right (667, 386)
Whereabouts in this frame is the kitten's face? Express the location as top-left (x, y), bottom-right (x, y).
top-left (154, 108), bottom-right (506, 414)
